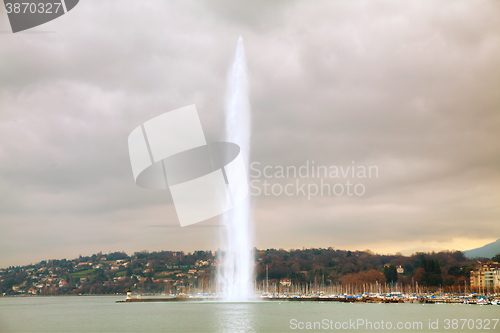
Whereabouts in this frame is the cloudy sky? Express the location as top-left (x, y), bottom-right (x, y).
top-left (1, 0), bottom-right (499, 268)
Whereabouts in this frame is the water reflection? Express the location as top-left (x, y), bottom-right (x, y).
top-left (216, 302), bottom-right (256, 333)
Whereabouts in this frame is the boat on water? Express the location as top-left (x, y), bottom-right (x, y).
top-left (476, 298), bottom-right (489, 305)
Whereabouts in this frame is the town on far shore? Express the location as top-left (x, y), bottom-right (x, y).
top-left (1, 248), bottom-right (499, 298)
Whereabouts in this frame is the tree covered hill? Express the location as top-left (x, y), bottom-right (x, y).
top-left (0, 247), bottom-right (489, 296)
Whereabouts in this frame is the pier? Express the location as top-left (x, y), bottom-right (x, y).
top-left (117, 295), bottom-right (495, 304)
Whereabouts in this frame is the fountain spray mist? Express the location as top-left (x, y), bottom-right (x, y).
top-left (217, 36), bottom-right (254, 301)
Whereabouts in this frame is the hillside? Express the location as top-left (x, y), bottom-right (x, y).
top-left (464, 238), bottom-right (500, 259)
top-left (0, 248), bottom-right (476, 296)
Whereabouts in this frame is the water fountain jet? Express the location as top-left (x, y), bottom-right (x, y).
top-left (217, 36), bottom-right (254, 302)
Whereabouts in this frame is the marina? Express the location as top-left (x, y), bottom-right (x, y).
top-left (117, 292), bottom-right (500, 305)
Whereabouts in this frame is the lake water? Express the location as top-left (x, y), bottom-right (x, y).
top-left (0, 296), bottom-right (499, 332)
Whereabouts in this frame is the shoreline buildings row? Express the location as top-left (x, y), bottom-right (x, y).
top-left (470, 261), bottom-right (500, 291)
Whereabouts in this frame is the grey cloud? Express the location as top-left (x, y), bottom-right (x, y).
top-left (0, 0), bottom-right (499, 267)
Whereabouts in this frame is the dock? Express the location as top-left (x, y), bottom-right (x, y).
top-left (116, 296), bottom-right (467, 304)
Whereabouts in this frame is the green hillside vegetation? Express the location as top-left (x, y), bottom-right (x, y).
top-left (1, 248), bottom-right (495, 296)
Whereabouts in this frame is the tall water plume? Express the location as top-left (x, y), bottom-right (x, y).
top-left (217, 36), bottom-right (253, 301)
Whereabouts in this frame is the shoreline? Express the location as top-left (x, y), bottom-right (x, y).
top-left (117, 295), bottom-right (497, 305)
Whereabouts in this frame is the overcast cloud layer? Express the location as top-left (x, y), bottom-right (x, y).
top-left (1, 0), bottom-right (499, 267)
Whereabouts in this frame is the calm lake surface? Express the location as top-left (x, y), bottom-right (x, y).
top-left (0, 296), bottom-right (499, 332)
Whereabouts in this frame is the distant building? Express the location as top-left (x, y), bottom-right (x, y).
top-left (280, 278), bottom-right (291, 286)
top-left (195, 260), bottom-right (209, 267)
top-left (383, 263), bottom-right (403, 274)
top-left (470, 262), bottom-right (500, 288)
top-left (77, 262), bottom-right (90, 268)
